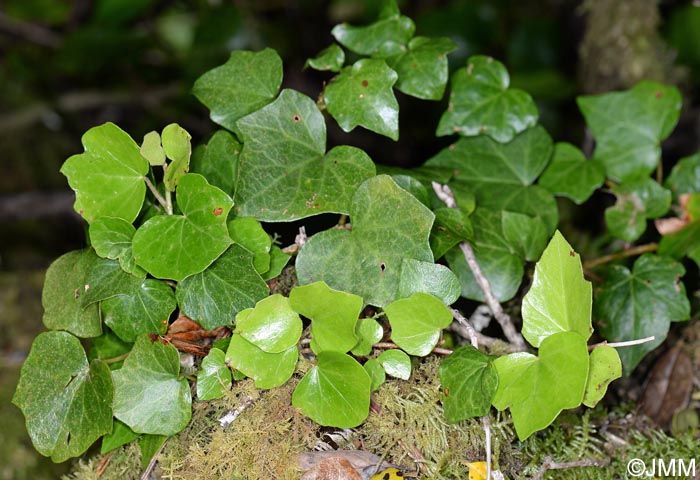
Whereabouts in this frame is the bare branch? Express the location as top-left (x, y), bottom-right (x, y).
top-left (531, 455), bottom-right (610, 480)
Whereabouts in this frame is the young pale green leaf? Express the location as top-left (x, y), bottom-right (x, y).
top-left (397, 258), bottom-right (461, 305)
top-left (12, 331), bottom-right (113, 462)
top-left (665, 153), bottom-right (700, 200)
top-left (439, 345), bottom-right (498, 422)
top-left (139, 434), bottom-right (167, 470)
top-left (385, 37), bottom-right (456, 100)
top-left (89, 216), bottom-right (146, 277)
top-left (384, 292), bottom-right (452, 356)
top-left (363, 358), bottom-right (386, 391)
top-left (352, 318), bottom-right (384, 356)
top-left (289, 281), bottom-right (362, 354)
top-left (225, 334), bottom-right (297, 389)
top-left (176, 245), bottom-right (269, 330)
top-left (605, 179), bottom-right (671, 242)
top-left (228, 217), bottom-right (271, 274)
top-left (582, 345), bottom-right (621, 408)
top-left (101, 419), bottom-right (139, 454)
top-left (296, 175), bottom-right (435, 307)
top-left (42, 249), bottom-right (102, 338)
top-left (324, 59), bottom-right (399, 140)
top-left (132, 173), bottom-right (233, 281)
top-left (577, 81), bottom-right (681, 181)
top-left (61, 122), bottom-right (148, 223)
top-left (192, 49), bottom-right (283, 133)
top-left (161, 123), bottom-right (192, 191)
top-left (141, 131), bottom-right (165, 166)
top-left (196, 348), bottom-right (232, 400)
top-left (331, 4), bottom-right (414, 57)
top-left (492, 331), bottom-right (589, 440)
top-left (594, 254), bottom-right (690, 374)
top-left (112, 334), bottom-right (192, 436)
top-left (190, 130), bottom-right (241, 196)
top-left (305, 44), bottom-right (345, 72)
top-left (235, 294), bottom-right (302, 353)
top-left (521, 231), bottom-right (592, 348)
top-left (538, 142), bottom-right (605, 204)
top-left (234, 89), bottom-right (375, 221)
top-left (292, 351), bottom-right (371, 428)
top-left (436, 56), bottom-right (538, 143)
top-left (377, 349), bottom-right (411, 380)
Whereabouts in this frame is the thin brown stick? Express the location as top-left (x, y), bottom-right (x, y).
top-left (143, 176), bottom-right (169, 212)
top-left (530, 455), bottom-right (610, 480)
top-left (583, 243), bottom-right (657, 269)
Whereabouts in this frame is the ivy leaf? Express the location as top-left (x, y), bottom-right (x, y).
top-left (192, 49), bottom-right (283, 133)
top-left (582, 346), bottom-right (621, 408)
top-left (61, 122), bottom-right (148, 223)
top-left (439, 345), bottom-right (498, 422)
top-left (492, 331), bottom-right (589, 440)
top-left (101, 419), bottom-right (139, 454)
top-left (42, 249), bottom-right (102, 338)
top-left (521, 231), bottom-right (593, 348)
top-left (331, 3), bottom-right (414, 57)
top-left (538, 143), bottom-right (605, 204)
top-left (289, 282), bottom-right (362, 354)
top-left (196, 348), bottom-right (232, 400)
top-left (89, 217), bottom-right (146, 277)
top-left (577, 81), bottom-right (681, 181)
top-left (385, 36), bottom-right (456, 100)
top-left (132, 173), bottom-right (233, 281)
top-left (88, 331), bottom-right (132, 370)
top-left (292, 351), bottom-right (371, 428)
top-left (501, 211), bottom-right (549, 262)
top-left (228, 217), bottom-right (271, 274)
top-left (594, 254), bottom-right (690, 374)
top-left (296, 175), bottom-right (435, 307)
top-left (397, 258), bottom-right (461, 305)
top-left (384, 292), bottom-right (453, 356)
top-left (363, 358), bottom-right (386, 391)
top-left (665, 153), bottom-right (700, 200)
top-left (605, 179), bottom-right (671, 242)
top-left (324, 59), bottom-right (399, 140)
top-left (112, 334), bottom-right (192, 436)
top-left (305, 44), bottom-right (345, 72)
top-left (176, 245), bottom-right (269, 330)
top-left (140, 131), bottom-right (165, 166)
top-left (377, 349), bottom-right (411, 380)
top-left (262, 246), bottom-right (291, 281)
top-left (139, 435), bottom-right (167, 470)
top-left (225, 332), bottom-right (298, 389)
top-left (658, 220), bottom-right (700, 269)
top-left (234, 294), bottom-right (302, 353)
top-left (190, 130), bottom-right (241, 196)
top-left (161, 123), bottom-right (192, 191)
top-left (351, 318), bottom-right (384, 356)
top-left (430, 207), bottom-right (473, 260)
top-left (436, 56), bottom-right (538, 143)
top-left (234, 89), bottom-right (375, 221)
top-left (12, 331), bottom-right (113, 462)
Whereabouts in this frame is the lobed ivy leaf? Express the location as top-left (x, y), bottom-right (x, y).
top-left (605, 179), bottom-right (671, 242)
top-left (292, 351), bottom-right (371, 428)
top-left (192, 49), bottom-right (283, 134)
top-left (196, 348), bottom-right (232, 400)
top-left (324, 59), bottom-right (400, 140)
top-left (384, 292), bottom-right (453, 356)
top-left (234, 89), bottom-right (376, 221)
top-left (594, 254), bottom-right (690, 374)
top-left (665, 153), bottom-right (700, 200)
top-left (132, 173), bottom-right (233, 281)
top-left (430, 207), bottom-right (473, 260)
top-left (190, 130), bottom-right (241, 196)
top-left (501, 211), bottom-right (549, 262)
top-left (61, 122), bottom-right (148, 223)
top-left (582, 345), bottom-right (621, 408)
top-left (12, 331), bottom-right (113, 462)
top-left (89, 217), bottom-right (146, 277)
top-left (352, 318), bottom-right (384, 356)
top-left (439, 345), bottom-right (498, 422)
top-left (226, 332), bottom-right (298, 389)
top-left (397, 258), bottom-right (461, 305)
top-left (296, 175), bottom-right (435, 307)
top-left (112, 334), bottom-right (192, 436)
top-left (305, 44), bottom-right (345, 72)
top-left (363, 358), bottom-right (386, 391)
top-left (161, 123), bottom-right (192, 191)
top-left (140, 131), bottom-right (165, 166)
top-left (235, 294), bottom-right (302, 353)
top-left (521, 231), bottom-right (593, 348)
top-left (377, 349), bottom-right (411, 380)
top-left (492, 331), bottom-right (589, 440)
top-left (538, 142), bottom-right (605, 204)
top-left (436, 56), bottom-right (538, 143)
top-left (228, 217), bottom-right (271, 274)
top-left (577, 81), bottom-right (681, 182)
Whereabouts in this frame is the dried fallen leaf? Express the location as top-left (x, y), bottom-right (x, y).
top-left (639, 345), bottom-right (693, 428)
top-left (300, 456), bottom-right (363, 480)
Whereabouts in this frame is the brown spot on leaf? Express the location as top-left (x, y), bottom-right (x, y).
top-left (412, 63), bottom-right (417, 68)
top-left (570, 250), bottom-right (575, 257)
top-left (361, 79), bottom-right (368, 87)
top-left (213, 207), bottom-right (224, 216)
top-left (655, 90), bottom-right (663, 99)
top-left (443, 388), bottom-right (449, 396)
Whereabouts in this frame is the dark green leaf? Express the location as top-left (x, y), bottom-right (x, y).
top-left (89, 216), bottom-right (145, 277)
top-left (331, 5), bottom-right (414, 57)
top-left (386, 36), bottom-right (456, 100)
top-left (658, 219), bottom-right (700, 269)
top-left (605, 179), bottom-right (671, 242)
top-left (225, 333), bottom-right (298, 389)
top-left (305, 44), bottom-right (345, 72)
top-left (190, 130), bottom-right (241, 196)
top-left (665, 153), bottom-right (700, 200)
top-left (538, 142), bottom-right (605, 204)
top-left (88, 331), bottom-right (132, 370)
top-left (384, 292), bottom-right (452, 356)
top-left (391, 174), bottom-right (430, 206)
top-left (262, 246), bottom-right (291, 281)
top-left (430, 207), bottom-right (474, 260)
top-left (101, 419), bottom-right (139, 454)
top-left (139, 434), bottom-right (167, 470)
top-left (228, 217), bottom-right (271, 274)
top-left (501, 211), bottom-right (549, 262)
top-left (196, 348), bottom-right (232, 400)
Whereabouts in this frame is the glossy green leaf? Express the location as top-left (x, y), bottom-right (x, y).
top-left (289, 282), bottom-right (362, 354)
top-left (190, 130), bottom-right (240, 196)
top-left (582, 345), bottom-right (621, 408)
top-left (292, 351), bottom-right (371, 428)
top-left (492, 331), bottom-right (589, 440)
top-left (577, 81), bottom-right (681, 181)
top-left (225, 333), bottom-right (297, 389)
top-left (61, 122), bottom-right (148, 223)
top-left (439, 345), bottom-right (498, 422)
top-left (132, 173), bottom-right (233, 281)
top-left (331, 3), bottom-right (414, 57)
top-left (88, 331), bottom-right (131, 370)
top-left (139, 434), bottom-right (167, 470)
top-left (89, 216), bottom-right (146, 277)
top-left (196, 348), bottom-right (232, 400)
top-left (305, 44), bottom-right (345, 72)
top-left (176, 244), bottom-right (269, 330)
top-left (430, 207), bottom-right (474, 260)
top-left (594, 254), bottom-right (690, 374)
top-left (377, 349), bottom-right (411, 380)
top-left (42, 249), bottom-right (102, 338)
top-left (605, 179), bottom-right (671, 242)
top-left (235, 294), bottom-right (302, 353)
top-left (658, 219), bottom-right (700, 269)
top-left (538, 142), bottom-right (605, 204)
top-left (521, 231), bottom-right (593, 348)
top-left (352, 318), bottom-right (384, 356)
top-left (501, 211), bottom-right (549, 262)
top-left (112, 334), bottom-right (192, 436)
top-left (192, 49), bottom-right (283, 133)
top-left (665, 153), bottom-right (700, 200)
top-left (296, 175), bottom-right (435, 307)
top-left (228, 217), bottom-right (271, 274)
top-left (324, 59), bottom-right (399, 140)
top-left (397, 258), bottom-right (461, 305)
top-left (437, 56), bottom-right (538, 143)
top-left (363, 358), bottom-right (386, 391)
top-left (161, 123), bottom-right (192, 191)
top-left (101, 419), bottom-right (139, 454)
top-left (262, 245), bottom-right (291, 281)
top-left (391, 174), bottom-right (430, 206)
top-left (141, 131), bottom-right (165, 166)
top-left (234, 89), bottom-right (375, 221)
top-left (384, 292), bottom-right (452, 356)
top-left (386, 36), bottom-right (456, 100)
top-left (12, 331), bottom-right (113, 462)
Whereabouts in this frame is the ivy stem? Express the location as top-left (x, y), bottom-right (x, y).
top-left (102, 352), bottom-right (129, 364)
top-left (143, 176), bottom-right (169, 212)
top-left (162, 163), bottom-right (173, 215)
top-left (588, 335), bottom-right (655, 351)
top-left (583, 243), bottom-right (658, 269)
top-left (373, 341), bottom-right (453, 355)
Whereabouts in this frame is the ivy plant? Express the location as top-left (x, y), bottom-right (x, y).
top-left (13, 0), bottom-right (696, 465)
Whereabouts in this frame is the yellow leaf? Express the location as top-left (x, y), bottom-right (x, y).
top-left (467, 461), bottom-right (487, 480)
top-left (369, 467), bottom-right (404, 479)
